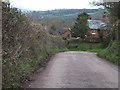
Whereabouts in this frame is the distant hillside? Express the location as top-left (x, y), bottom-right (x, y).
top-left (25, 9), bottom-right (105, 35)
top-left (88, 9), bottom-right (107, 20)
top-left (27, 9), bottom-right (99, 16)
top-left (26, 9), bottom-right (105, 23)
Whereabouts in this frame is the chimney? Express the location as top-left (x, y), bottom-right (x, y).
top-left (102, 12), bottom-right (106, 22)
top-left (88, 16), bottom-right (92, 20)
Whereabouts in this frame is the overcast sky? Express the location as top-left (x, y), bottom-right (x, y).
top-left (9, 0), bottom-right (103, 11)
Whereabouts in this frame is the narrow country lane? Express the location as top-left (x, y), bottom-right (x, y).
top-left (25, 51), bottom-right (118, 88)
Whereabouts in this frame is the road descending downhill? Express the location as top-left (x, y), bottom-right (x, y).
top-left (25, 51), bottom-right (118, 88)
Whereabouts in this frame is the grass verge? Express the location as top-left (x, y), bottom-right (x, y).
top-left (67, 42), bottom-right (103, 53)
top-left (67, 42), bottom-right (119, 64)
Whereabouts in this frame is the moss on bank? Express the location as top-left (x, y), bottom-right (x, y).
top-left (98, 41), bottom-right (119, 64)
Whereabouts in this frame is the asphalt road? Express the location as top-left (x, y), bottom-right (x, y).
top-left (25, 51), bottom-right (118, 88)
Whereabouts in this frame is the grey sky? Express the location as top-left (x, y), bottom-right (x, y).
top-left (9, 0), bottom-right (103, 11)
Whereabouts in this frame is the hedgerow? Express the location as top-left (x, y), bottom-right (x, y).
top-left (2, 2), bottom-right (65, 88)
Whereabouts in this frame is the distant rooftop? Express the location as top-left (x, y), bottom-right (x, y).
top-left (87, 20), bottom-right (107, 30)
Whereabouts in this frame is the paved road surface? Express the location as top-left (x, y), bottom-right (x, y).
top-left (25, 51), bottom-right (118, 88)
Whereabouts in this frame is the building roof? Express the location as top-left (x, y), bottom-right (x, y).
top-left (87, 19), bottom-right (109, 30)
top-left (56, 28), bottom-right (71, 35)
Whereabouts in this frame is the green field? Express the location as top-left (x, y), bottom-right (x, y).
top-left (67, 43), bottom-right (104, 53)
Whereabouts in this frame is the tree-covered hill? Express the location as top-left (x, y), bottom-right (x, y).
top-left (24, 9), bottom-right (105, 35)
top-left (25, 9), bottom-right (105, 23)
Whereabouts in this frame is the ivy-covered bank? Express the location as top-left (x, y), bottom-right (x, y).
top-left (98, 41), bottom-right (119, 64)
top-left (2, 2), bottom-right (65, 88)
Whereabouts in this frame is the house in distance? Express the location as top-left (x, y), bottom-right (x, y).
top-left (87, 12), bottom-right (110, 42)
top-left (56, 28), bottom-right (72, 40)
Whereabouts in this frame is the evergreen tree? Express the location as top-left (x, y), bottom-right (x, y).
top-left (72, 12), bottom-right (89, 39)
